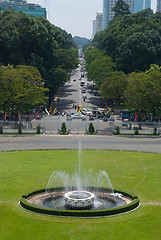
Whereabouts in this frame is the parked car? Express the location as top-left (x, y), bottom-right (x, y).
top-left (71, 113), bottom-right (86, 120)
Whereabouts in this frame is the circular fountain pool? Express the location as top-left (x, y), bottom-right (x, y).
top-left (20, 187), bottom-right (139, 217)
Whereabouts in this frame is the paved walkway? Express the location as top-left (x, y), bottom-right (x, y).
top-left (0, 135), bottom-right (161, 153)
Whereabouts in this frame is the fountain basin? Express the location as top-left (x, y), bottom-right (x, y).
top-left (20, 188), bottom-right (139, 218)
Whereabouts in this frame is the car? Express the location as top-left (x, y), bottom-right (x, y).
top-left (73, 79), bottom-right (76, 81)
top-left (71, 113), bottom-right (86, 120)
top-left (122, 119), bottom-right (129, 126)
top-left (81, 108), bottom-right (87, 115)
top-left (81, 108), bottom-right (92, 116)
top-left (86, 111), bottom-right (93, 116)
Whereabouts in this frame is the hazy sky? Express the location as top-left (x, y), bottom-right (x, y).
top-left (27, 0), bottom-right (157, 39)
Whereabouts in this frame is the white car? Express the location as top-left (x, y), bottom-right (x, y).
top-left (81, 108), bottom-right (92, 116)
top-left (71, 113), bottom-right (86, 120)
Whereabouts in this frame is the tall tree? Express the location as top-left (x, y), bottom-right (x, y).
top-left (112, 0), bottom-right (131, 17)
top-left (0, 8), bottom-right (78, 103)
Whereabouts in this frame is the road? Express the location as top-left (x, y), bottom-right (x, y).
top-left (0, 135), bottom-right (161, 153)
top-left (32, 65), bottom-right (114, 135)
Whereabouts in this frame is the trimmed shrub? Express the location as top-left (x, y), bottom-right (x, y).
top-left (88, 123), bottom-right (95, 134)
top-left (0, 126), bottom-right (3, 134)
top-left (61, 122), bottom-right (67, 134)
top-left (134, 127), bottom-right (139, 135)
top-left (18, 125), bottom-right (22, 134)
top-left (37, 125), bottom-right (41, 134)
top-left (153, 127), bottom-right (157, 135)
top-left (115, 126), bottom-right (120, 135)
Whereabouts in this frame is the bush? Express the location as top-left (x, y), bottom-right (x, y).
top-left (18, 125), bottom-right (22, 134)
top-left (61, 122), bottom-right (67, 134)
top-left (88, 123), bottom-right (95, 134)
top-left (0, 126), bottom-right (3, 134)
top-left (134, 127), bottom-right (139, 135)
top-left (37, 125), bottom-right (41, 134)
top-left (153, 127), bottom-right (157, 135)
top-left (115, 126), bottom-right (120, 135)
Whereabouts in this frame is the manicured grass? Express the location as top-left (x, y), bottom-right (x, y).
top-left (0, 150), bottom-right (161, 240)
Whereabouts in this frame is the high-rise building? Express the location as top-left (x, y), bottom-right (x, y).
top-left (96, 11), bottom-right (103, 33)
top-left (157, 0), bottom-right (161, 12)
top-left (92, 11), bottom-right (103, 38)
top-left (133, 0), bottom-right (151, 13)
top-left (92, 19), bottom-right (97, 39)
top-left (0, 0), bottom-right (46, 19)
top-left (102, 0), bottom-right (133, 30)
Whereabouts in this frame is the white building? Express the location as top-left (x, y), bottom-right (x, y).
top-left (96, 11), bottom-right (103, 33)
top-left (102, 0), bottom-right (133, 30)
top-left (92, 11), bottom-right (103, 38)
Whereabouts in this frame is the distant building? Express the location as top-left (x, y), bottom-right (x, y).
top-left (92, 19), bottom-right (96, 38)
top-left (96, 11), bottom-right (103, 33)
top-left (133, 0), bottom-right (151, 14)
top-left (0, 0), bottom-right (46, 18)
top-left (157, 0), bottom-right (161, 12)
top-left (92, 11), bottom-right (103, 39)
top-left (102, 0), bottom-right (133, 30)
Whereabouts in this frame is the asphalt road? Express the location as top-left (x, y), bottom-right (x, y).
top-left (0, 135), bottom-right (161, 153)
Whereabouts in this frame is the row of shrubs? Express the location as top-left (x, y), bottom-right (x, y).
top-left (114, 126), bottom-right (160, 135)
top-left (59, 122), bottom-right (96, 135)
top-left (0, 125), bottom-right (41, 134)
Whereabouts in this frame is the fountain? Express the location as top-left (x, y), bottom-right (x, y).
top-left (20, 142), bottom-right (139, 217)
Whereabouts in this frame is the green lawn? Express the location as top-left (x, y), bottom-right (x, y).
top-left (0, 150), bottom-right (161, 240)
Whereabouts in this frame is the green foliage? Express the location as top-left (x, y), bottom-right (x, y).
top-left (100, 71), bottom-right (127, 103)
top-left (134, 127), bottom-right (139, 135)
top-left (37, 125), bottom-right (41, 134)
top-left (0, 126), bottom-right (3, 134)
top-left (115, 126), bottom-right (120, 135)
top-left (112, 0), bottom-right (131, 17)
top-left (61, 122), bottom-right (67, 134)
top-left (73, 36), bottom-right (91, 46)
top-left (153, 127), bottom-right (157, 135)
top-left (88, 123), bottom-right (95, 134)
top-left (0, 65), bottom-right (48, 113)
top-left (84, 48), bottom-right (115, 88)
top-left (124, 70), bottom-right (161, 120)
top-left (92, 8), bottom-right (161, 73)
top-left (119, 30), bottom-right (161, 73)
top-left (18, 125), bottom-right (22, 134)
top-left (0, 8), bottom-right (78, 101)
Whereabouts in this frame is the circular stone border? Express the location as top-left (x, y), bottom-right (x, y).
top-left (20, 188), bottom-right (139, 218)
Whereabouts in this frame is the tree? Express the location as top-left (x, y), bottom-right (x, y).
top-left (0, 65), bottom-right (48, 116)
top-left (112, 0), bottom-right (131, 17)
top-left (124, 71), bottom-right (161, 121)
top-left (100, 71), bottom-right (127, 104)
top-left (88, 123), bottom-right (95, 134)
top-left (84, 48), bottom-right (115, 88)
top-left (0, 8), bottom-right (78, 102)
top-left (119, 30), bottom-right (161, 73)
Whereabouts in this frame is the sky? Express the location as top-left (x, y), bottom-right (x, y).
top-left (27, 0), bottom-right (157, 39)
